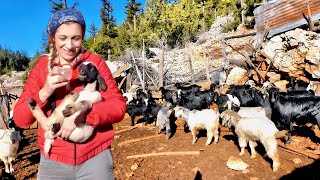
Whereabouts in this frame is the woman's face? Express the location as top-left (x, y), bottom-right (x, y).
top-left (53, 22), bottom-right (83, 63)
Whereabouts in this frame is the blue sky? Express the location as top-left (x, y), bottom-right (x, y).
top-left (0, 0), bottom-right (145, 58)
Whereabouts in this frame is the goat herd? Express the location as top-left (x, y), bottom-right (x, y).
top-left (123, 78), bottom-right (320, 172)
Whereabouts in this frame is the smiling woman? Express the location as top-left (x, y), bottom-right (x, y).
top-left (13, 8), bottom-right (126, 180)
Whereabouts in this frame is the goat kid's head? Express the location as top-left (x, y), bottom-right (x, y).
top-left (78, 62), bottom-right (107, 91)
top-left (173, 106), bottom-right (184, 119)
top-left (10, 129), bottom-right (22, 144)
top-left (220, 110), bottom-right (239, 129)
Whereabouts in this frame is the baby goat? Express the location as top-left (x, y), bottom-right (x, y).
top-left (28, 62), bottom-right (107, 154)
top-left (174, 106), bottom-right (220, 145)
top-left (220, 110), bottom-right (281, 172)
top-left (0, 128), bottom-right (21, 173)
top-left (156, 102), bottom-right (173, 139)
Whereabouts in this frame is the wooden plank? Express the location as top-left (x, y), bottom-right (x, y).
top-left (112, 63), bottom-right (131, 78)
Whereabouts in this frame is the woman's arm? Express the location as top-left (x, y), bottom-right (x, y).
top-left (13, 57), bottom-right (49, 128)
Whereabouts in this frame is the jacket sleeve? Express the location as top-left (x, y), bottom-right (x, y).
top-left (85, 56), bottom-right (126, 128)
top-left (13, 56), bottom-right (49, 128)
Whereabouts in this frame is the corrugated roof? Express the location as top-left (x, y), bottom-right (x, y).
top-left (254, 0), bottom-right (320, 38)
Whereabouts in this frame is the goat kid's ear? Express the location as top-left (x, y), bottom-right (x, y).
top-left (97, 75), bottom-right (107, 91)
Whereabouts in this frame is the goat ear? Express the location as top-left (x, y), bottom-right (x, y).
top-left (97, 75), bottom-right (107, 91)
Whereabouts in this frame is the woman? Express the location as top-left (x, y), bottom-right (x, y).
top-left (13, 8), bottom-right (126, 179)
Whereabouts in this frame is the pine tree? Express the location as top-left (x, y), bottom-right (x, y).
top-left (125, 0), bottom-right (142, 23)
top-left (100, 0), bottom-right (117, 37)
top-left (89, 21), bottom-right (98, 38)
top-left (49, 0), bottom-right (79, 12)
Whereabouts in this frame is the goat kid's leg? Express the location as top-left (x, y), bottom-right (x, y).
top-left (191, 128), bottom-right (198, 144)
top-left (165, 120), bottom-right (172, 139)
top-left (262, 137), bottom-right (280, 172)
top-left (8, 157), bottom-right (14, 173)
top-left (248, 140), bottom-right (258, 159)
top-left (206, 130), bottom-right (213, 145)
top-left (3, 158), bottom-right (10, 173)
top-left (131, 116), bottom-right (135, 126)
top-left (62, 101), bottom-right (91, 117)
top-left (27, 98), bottom-right (50, 130)
top-left (238, 137), bottom-right (247, 156)
top-left (69, 124), bottom-right (94, 143)
top-left (213, 127), bottom-right (219, 144)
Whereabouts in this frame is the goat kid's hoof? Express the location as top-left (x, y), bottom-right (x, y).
top-left (28, 98), bottom-right (37, 108)
top-left (250, 155), bottom-right (256, 159)
top-left (272, 165), bottom-right (280, 172)
top-left (51, 123), bottom-right (61, 134)
top-left (9, 168), bottom-right (14, 173)
top-left (239, 152), bottom-right (244, 156)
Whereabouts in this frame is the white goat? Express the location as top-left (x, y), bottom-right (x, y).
top-left (174, 106), bottom-right (220, 145)
top-left (0, 128), bottom-right (21, 173)
top-left (220, 110), bottom-right (281, 172)
top-left (156, 102), bottom-right (173, 139)
top-left (28, 62), bottom-right (107, 154)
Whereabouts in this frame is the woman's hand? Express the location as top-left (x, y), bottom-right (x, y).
top-left (39, 66), bottom-right (69, 101)
top-left (55, 116), bottom-right (77, 140)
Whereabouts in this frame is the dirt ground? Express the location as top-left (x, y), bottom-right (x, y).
top-left (1, 112), bottom-right (320, 180)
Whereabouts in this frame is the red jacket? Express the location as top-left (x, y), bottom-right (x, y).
top-left (13, 50), bottom-right (126, 165)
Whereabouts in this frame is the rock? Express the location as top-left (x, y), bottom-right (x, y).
top-left (292, 158), bottom-right (302, 165)
top-left (273, 80), bottom-right (288, 92)
top-left (267, 72), bottom-right (281, 83)
top-left (226, 67), bottom-right (249, 85)
top-left (227, 156), bottom-right (249, 171)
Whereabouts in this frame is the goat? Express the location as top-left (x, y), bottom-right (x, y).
top-left (122, 92), bottom-right (134, 105)
top-left (268, 89), bottom-right (320, 144)
top-left (227, 84), bottom-right (267, 107)
top-left (156, 102), bottom-right (173, 139)
top-left (126, 99), bottom-right (148, 126)
top-left (220, 110), bottom-right (281, 172)
top-left (213, 92), bottom-right (240, 112)
top-left (28, 62), bottom-right (107, 154)
top-left (173, 106), bottom-right (219, 145)
top-left (0, 128), bottom-right (21, 173)
top-left (159, 86), bottom-right (175, 104)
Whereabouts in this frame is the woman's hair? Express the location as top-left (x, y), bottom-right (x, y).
top-left (47, 39), bottom-right (57, 71)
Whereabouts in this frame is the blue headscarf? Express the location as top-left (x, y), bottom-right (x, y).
top-left (47, 8), bottom-right (86, 36)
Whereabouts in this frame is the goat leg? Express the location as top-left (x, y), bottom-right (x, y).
top-left (191, 128), bottom-right (198, 144)
top-left (285, 123), bottom-right (294, 144)
top-left (249, 141), bottom-right (257, 159)
top-left (8, 158), bottom-right (14, 173)
top-left (28, 98), bottom-right (50, 130)
top-left (206, 130), bottom-right (213, 145)
top-left (165, 121), bottom-right (172, 139)
top-left (238, 137), bottom-right (247, 156)
top-left (3, 160), bottom-right (10, 173)
top-left (131, 116), bottom-right (135, 126)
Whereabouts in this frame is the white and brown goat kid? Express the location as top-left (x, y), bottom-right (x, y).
top-left (28, 62), bottom-right (107, 154)
top-left (174, 106), bottom-right (220, 145)
top-left (220, 110), bottom-right (281, 172)
top-left (0, 128), bottom-right (21, 174)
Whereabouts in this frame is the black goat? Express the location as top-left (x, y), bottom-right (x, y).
top-left (159, 87), bottom-right (175, 104)
top-left (268, 89), bottom-right (320, 144)
top-left (287, 77), bottom-right (309, 91)
top-left (126, 99), bottom-right (148, 126)
top-left (227, 84), bottom-right (266, 107)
